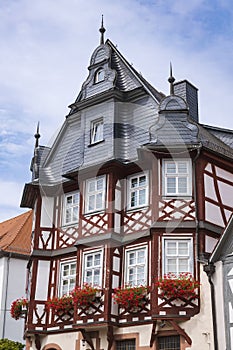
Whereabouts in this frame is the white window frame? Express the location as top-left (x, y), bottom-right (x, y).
top-left (82, 249), bottom-right (103, 287)
top-left (125, 246), bottom-right (148, 286)
top-left (90, 118), bottom-right (104, 144)
top-left (85, 175), bottom-right (106, 213)
top-left (127, 172), bottom-right (149, 210)
top-left (162, 237), bottom-right (193, 276)
top-left (63, 191), bottom-right (80, 226)
top-left (94, 68), bottom-right (105, 83)
top-left (59, 260), bottom-right (76, 296)
top-left (163, 159), bottom-right (192, 196)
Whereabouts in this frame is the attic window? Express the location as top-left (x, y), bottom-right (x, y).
top-left (90, 118), bottom-right (104, 144)
top-left (94, 68), bottom-right (105, 83)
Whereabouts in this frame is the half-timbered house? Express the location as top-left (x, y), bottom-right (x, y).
top-left (20, 23), bottom-right (233, 350)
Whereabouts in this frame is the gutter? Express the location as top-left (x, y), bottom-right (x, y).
top-left (203, 262), bottom-right (218, 350)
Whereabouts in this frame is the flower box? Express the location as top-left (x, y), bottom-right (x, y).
top-left (113, 285), bottom-right (148, 311)
top-left (71, 283), bottom-right (100, 307)
top-left (45, 295), bottom-right (74, 315)
top-left (10, 298), bottom-right (28, 320)
top-left (156, 272), bottom-right (200, 301)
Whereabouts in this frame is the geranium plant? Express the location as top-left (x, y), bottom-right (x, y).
top-left (113, 285), bottom-right (148, 309)
top-left (10, 297), bottom-right (28, 320)
top-left (156, 272), bottom-right (200, 300)
top-left (71, 283), bottom-right (99, 307)
top-left (45, 295), bottom-right (74, 314)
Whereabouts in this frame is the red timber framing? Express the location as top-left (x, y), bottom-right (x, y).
top-left (26, 148), bottom-right (232, 343)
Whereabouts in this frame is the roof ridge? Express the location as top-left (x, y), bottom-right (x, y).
top-left (106, 39), bottom-right (163, 103)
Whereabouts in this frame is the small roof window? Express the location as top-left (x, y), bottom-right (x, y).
top-left (94, 68), bottom-right (105, 83)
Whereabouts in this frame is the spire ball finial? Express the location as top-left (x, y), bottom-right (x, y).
top-left (168, 62), bottom-right (175, 95)
top-left (34, 121), bottom-right (40, 148)
top-left (99, 14), bottom-right (106, 45)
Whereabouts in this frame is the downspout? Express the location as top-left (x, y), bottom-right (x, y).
top-left (2, 253), bottom-right (11, 338)
top-left (204, 262), bottom-right (218, 350)
top-left (193, 144), bottom-right (201, 277)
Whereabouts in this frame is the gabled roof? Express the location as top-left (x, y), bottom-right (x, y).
top-left (0, 210), bottom-right (32, 256)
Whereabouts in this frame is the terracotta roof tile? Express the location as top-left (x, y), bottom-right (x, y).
top-left (0, 210), bottom-right (32, 255)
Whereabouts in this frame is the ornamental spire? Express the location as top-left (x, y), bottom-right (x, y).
top-left (99, 15), bottom-right (106, 45)
top-left (34, 122), bottom-right (40, 149)
top-left (168, 62), bottom-right (175, 95)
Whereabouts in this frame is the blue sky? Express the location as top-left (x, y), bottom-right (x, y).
top-left (0, 0), bottom-right (233, 221)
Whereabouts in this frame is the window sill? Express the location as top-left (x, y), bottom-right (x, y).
top-left (88, 139), bottom-right (105, 147)
top-left (83, 209), bottom-right (106, 217)
top-left (162, 195), bottom-right (192, 200)
top-left (126, 205), bottom-right (149, 213)
top-left (61, 222), bottom-right (79, 229)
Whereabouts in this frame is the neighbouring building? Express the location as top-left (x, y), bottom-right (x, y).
top-left (0, 210), bottom-right (32, 343)
top-left (20, 22), bottom-right (233, 350)
top-left (206, 214), bottom-right (233, 350)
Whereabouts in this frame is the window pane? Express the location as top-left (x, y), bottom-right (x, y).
top-left (178, 177), bottom-right (187, 193)
top-left (137, 250), bottom-right (145, 263)
top-left (73, 193), bottom-right (79, 204)
top-left (131, 191), bottom-right (137, 207)
top-left (88, 181), bottom-right (95, 192)
top-left (94, 254), bottom-right (101, 266)
top-left (70, 264), bottom-right (76, 275)
top-left (167, 178), bottom-right (176, 193)
top-left (97, 178), bottom-right (104, 190)
top-left (96, 192), bottom-right (103, 209)
top-left (129, 252), bottom-right (136, 265)
top-left (65, 208), bottom-right (72, 223)
top-left (167, 241), bottom-right (176, 255)
top-left (88, 195), bottom-right (95, 211)
top-left (166, 162), bottom-right (176, 174)
top-left (166, 259), bottom-right (177, 273)
top-left (63, 265), bottom-right (69, 276)
top-left (86, 255), bottom-right (93, 267)
top-left (139, 189), bottom-right (146, 205)
top-left (178, 242), bottom-right (189, 255)
top-left (73, 207), bottom-right (78, 221)
top-left (131, 178), bottom-right (138, 188)
top-left (178, 259), bottom-right (189, 272)
top-left (139, 175), bottom-right (146, 186)
top-left (66, 196), bottom-right (72, 205)
top-left (178, 162), bottom-right (187, 173)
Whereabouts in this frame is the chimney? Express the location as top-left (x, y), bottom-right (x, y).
top-left (174, 80), bottom-right (199, 122)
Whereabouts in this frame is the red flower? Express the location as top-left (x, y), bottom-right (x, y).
top-left (156, 272), bottom-right (200, 300)
top-left (113, 285), bottom-right (148, 309)
top-left (10, 298), bottom-right (28, 320)
top-left (46, 295), bottom-right (74, 313)
top-left (70, 283), bottom-right (99, 307)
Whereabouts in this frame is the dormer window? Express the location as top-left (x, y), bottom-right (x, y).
top-left (90, 118), bottom-right (104, 144)
top-left (94, 68), bottom-right (105, 83)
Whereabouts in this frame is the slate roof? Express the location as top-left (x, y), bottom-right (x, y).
top-left (202, 124), bottom-right (233, 149)
top-left (107, 40), bottom-right (164, 102)
top-left (0, 210), bottom-right (32, 255)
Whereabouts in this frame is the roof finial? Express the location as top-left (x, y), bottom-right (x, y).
top-left (168, 62), bottom-right (175, 95)
top-left (34, 122), bottom-right (40, 148)
top-left (99, 15), bottom-right (106, 45)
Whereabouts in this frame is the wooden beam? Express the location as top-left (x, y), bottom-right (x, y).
top-left (169, 320), bottom-right (192, 345)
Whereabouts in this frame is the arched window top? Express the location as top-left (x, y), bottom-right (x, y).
top-left (94, 68), bottom-right (105, 83)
